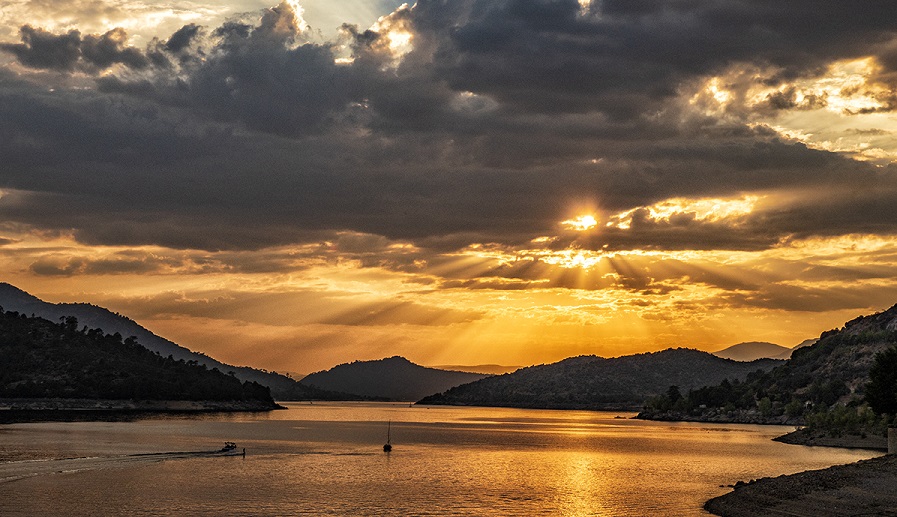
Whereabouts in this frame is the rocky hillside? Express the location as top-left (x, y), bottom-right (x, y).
top-left (640, 304), bottom-right (897, 424)
top-left (417, 348), bottom-right (782, 409)
top-left (300, 356), bottom-right (488, 401)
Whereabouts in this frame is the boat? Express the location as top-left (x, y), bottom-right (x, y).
top-left (218, 442), bottom-right (245, 457)
top-left (383, 421), bottom-right (392, 452)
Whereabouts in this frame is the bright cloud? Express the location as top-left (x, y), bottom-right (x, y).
top-left (562, 215), bottom-right (599, 231)
top-left (605, 196), bottom-right (760, 230)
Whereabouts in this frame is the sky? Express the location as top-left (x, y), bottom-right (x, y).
top-left (3, 1), bottom-right (897, 374)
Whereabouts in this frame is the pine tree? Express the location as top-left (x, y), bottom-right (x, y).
top-left (866, 346), bottom-right (897, 415)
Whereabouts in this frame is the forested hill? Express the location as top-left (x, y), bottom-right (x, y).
top-left (0, 283), bottom-right (344, 401)
top-left (300, 356), bottom-right (488, 401)
top-left (417, 348), bottom-right (781, 409)
top-left (639, 303), bottom-right (897, 426)
top-left (0, 309), bottom-right (277, 407)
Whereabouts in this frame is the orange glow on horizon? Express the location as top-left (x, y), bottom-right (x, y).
top-left (2, 227), bottom-right (897, 373)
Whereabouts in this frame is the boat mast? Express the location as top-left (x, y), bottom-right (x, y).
top-left (383, 420), bottom-right (392, 452)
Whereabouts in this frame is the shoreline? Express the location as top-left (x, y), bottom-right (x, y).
top-left (0, 398), bottom-right (284, 423)
top-left (773, 427), bottom-right (888, 451)
top-left (417, 401), bottom-right (644, 411)
top-left (641, 409), bottom-right (896, 515)
top-left (705, 453), bottom-right (897, 516)
top-left (635, 408), bottom-right (801, 426)
top-left (638, 410), bottom-right (889, 450)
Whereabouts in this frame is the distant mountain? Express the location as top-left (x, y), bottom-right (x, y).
top-left (712, 342), bottom-right (792, 361)
top-left (0, 309), bottom-right (277, 408)
top-left (300, 356), bottom-right (489, 401)
top-left (792, 338), bottom-right (818, 351)
top-left (431, 364), bottom-right (521, 375)
top-left (640, 304), bottom-right (897, 425)
top-left (0, 283), bottom-right (349, 401)
top-left (417, 348), bottom-right (783, 409)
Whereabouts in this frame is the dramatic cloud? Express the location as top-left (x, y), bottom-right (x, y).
top-left (3, 0), bottom-right (897, 370)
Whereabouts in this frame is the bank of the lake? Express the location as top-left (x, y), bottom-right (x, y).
top-left (705, 453), bottom-right (897, 516)
top-left (637, 409), bottom-right (888, 450)
top-left (773, 426), bottom-right (888, 451)
top-left (636, 407), bottom-right (800, 426)
top-left (641, 407), bottom-right (896, 514)
top-left (0, 398), bottom-right (283, 423)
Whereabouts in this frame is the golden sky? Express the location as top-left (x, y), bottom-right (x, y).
top-left (3, 1), bottom-right (897, 373)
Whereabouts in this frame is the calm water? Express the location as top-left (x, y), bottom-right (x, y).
top-left (0, 402), bottom-right (878, 516)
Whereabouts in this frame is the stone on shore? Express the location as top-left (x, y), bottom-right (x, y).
top-left (705, 454), bottom-right (897, 516)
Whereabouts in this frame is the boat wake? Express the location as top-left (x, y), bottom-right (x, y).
top-left (0, 448), bottom-right (242, 484)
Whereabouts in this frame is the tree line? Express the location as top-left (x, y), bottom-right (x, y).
top-left (0, 309), bottom-right (274, 403)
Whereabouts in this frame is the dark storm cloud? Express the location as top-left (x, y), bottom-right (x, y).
top-left (415, 0), bottom-right (897, 117)
top-left (165, 23), bottom-right (201, 53)
top-left (3, 0), bottom-right (897, 254)
top-left (93, 3), bottom-right (360, 136)
top-left (81, 28), bottom-right (149, 69)
top-left (0, 25), bottom-right (81, 70)
top-left (0, 25), bottom-right (149, 71)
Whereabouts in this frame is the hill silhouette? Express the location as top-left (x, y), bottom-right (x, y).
top-left (431, 364), bottom-right (520, 375)
top-left (712, 342), bottom-right (793, 361)
top-left (0, 283), bottom-right (353, 401)
top-left (417, 348), bottom-right (782, 409)
top-left (300, 356), bottom-right (488, 401)
top-left (0, 309), bottom-right (276, 408)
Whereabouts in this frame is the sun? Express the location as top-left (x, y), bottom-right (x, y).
top-left (562, 215), bottom-right (598, 231)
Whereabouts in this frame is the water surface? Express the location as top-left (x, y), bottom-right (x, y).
top-left (0, 403), bottom-right (878, 515)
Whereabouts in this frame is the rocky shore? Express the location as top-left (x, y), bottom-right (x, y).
top-left (705, 453), bottom-right (897, 516)
top-left (773, 427), bottom-right (888, 451)
top-left (642, 408), bottom-right (896, 514)
top-left (639, 408), bottom-right (892, 450)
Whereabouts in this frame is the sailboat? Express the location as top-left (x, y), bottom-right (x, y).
top-left (383, 420), bottom-right (392, 452)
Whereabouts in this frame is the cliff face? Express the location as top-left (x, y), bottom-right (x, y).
top-left (417, 348), bottom-right (782, 409)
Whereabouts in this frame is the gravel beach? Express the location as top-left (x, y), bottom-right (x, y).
top-left (705, 454), bottom-right (897, 516)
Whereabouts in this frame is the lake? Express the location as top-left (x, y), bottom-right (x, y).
top-left (0, 402), bottom-right (878, 515)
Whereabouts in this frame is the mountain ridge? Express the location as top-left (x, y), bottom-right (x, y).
top-left (300, 356), bottom-right (489, 401)
top-left (429, 364), bottom-right (521, 375)
top-left (712, 341), bottom-right (793, 361)
top-left (417, 348), bottom-right (783, 409)
top-left (0, 283), bottom-right (350, 401)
